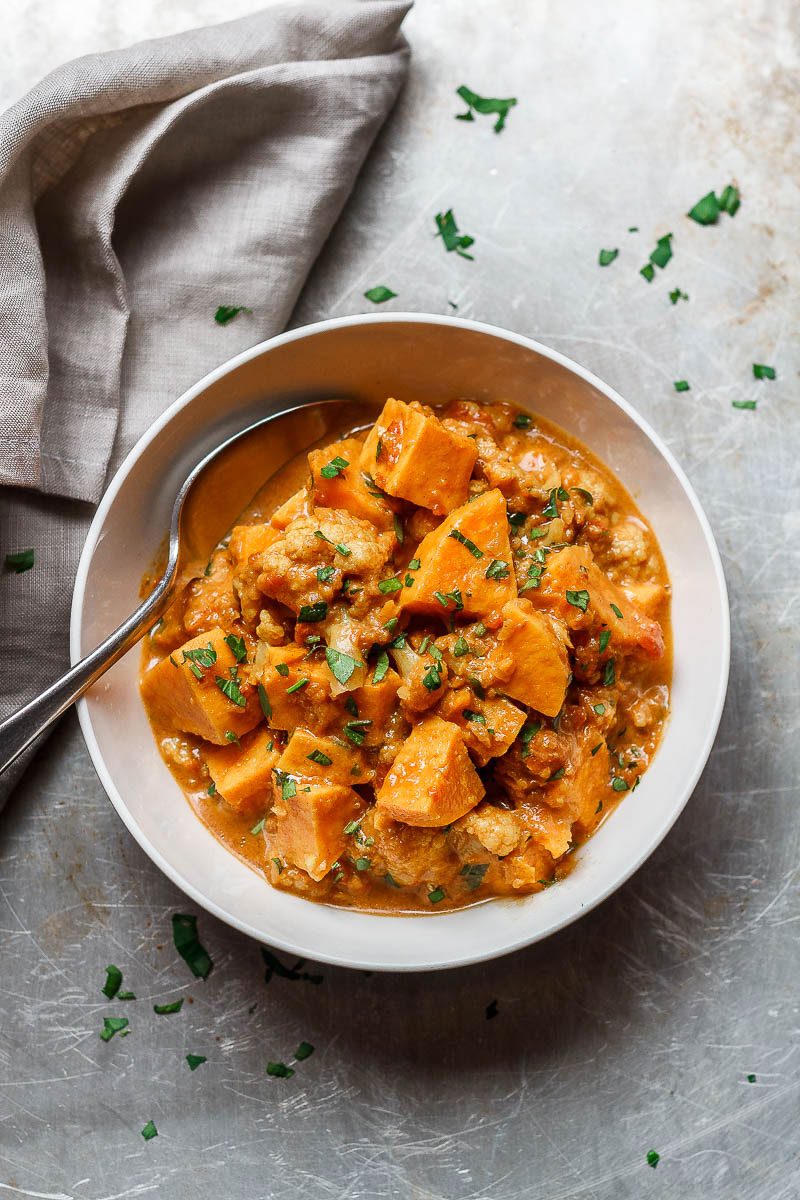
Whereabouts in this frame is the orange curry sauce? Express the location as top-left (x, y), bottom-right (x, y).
top-left (139, 399), bottom-right (671, 913)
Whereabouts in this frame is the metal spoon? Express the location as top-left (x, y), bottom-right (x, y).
top-left (0, 396), bottom-right (361, 777)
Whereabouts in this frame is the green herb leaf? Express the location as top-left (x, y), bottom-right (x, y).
top-left (343, 720), bottom-right (370, 746)
top-left (649, 233), bottom-right (673, 269)
top-left (611, 776), bottom-right (629, 792)
top-left (214, 305), bottom-right (249, 325)
top-left (393, 513), bottom-right (404, 544)
top-left (215, 674), bottom-right (246, 707)
top-left (640, 263), bottom-right (655, 282)
top-left (295, 1041), bottom-right (314, 1061)
top-left (646, 1150), bottom-right (660, 1169)
top-left (354, 857), bottom-right (371, 871)
top-left (610, 602), bottom-right (623, 619)
top-left (598, 248), bottom-right (619, 266)
top-left (428, 886), bottom-right (446, 904)
top-left (320, 455), bottom-right (349, 479)
top-left (153, 999), bottom-right (184, 1015)
top-left (687, 191), bottom-right (720, 225)
top-left (460, 862), bottom-right (489, 891)
top-left (508, 509), bottom-right (528, 526)
top-left (224, 730), bottom-right (240, 744)
top-left (566, 588), bottom-right (590, 612)
top-left (285, 677), bottom-right (309, 694)
top-left (593, 703), bottom-right (606, 715)
top-left (408, 558), bottom-right (421, 571)
top-left (186, 1054), bottom-right (207, 1071)
top-left (102, 965), bottom-right (123, 1000)
top-left (267, 1061), bottom-right (295, 1078)
top-left (462, 709), bottom-right (486, 724)
top-left (513, 412), bottom-right (532, 429)
top-left (599, 629), bottom-right (611, 654)
top-left (373, 650), bottom-right (390, 684)
top-left (261, 947), bottom-right (322, 986)
top-left (364, 286), bottom-right (397, 304)
top-left (141, 1120), bottom-right (158, 1141)
top-left (275, 770), bottom-right (297, 801)
top-left (378, 577), bottom-right (403, 594)
top-left (519, 722), bottom-right (542, 758)
top-left (298, 602), bottom-right (328, 623)
top-left (422, 665), bottom-right (442, 691)
top-left (571, 487), bottom-right (594, 505)
top-left (455, 84), bottom-right (517, 132)
top-left (307, 748), bottom-right (332, 766)
top-left (251, 817), bottom-right (266, 835)
top-left (182, 642), bottom-right (217, 671)
top-left (453, 636), bottom-right (470, 657)
top-left (433, 588), bottom-right (464, 611)
top-left (325, 646), bottom-right (358, 685)
top-left (257, 682), bottom-right (272, 720)
top-left (752, 363), bottom-right (776, 380)
top-left (603, 658), bottom-right (616, 686)
top-left (449, 529), bottom-right (484, 558)
top-left (100, 1016), bottom-right (129, 1042)
top-left (719, 184), bottom-right (740, 215)
top-left (4, 548), bottom-right (34, 573)
top-left (669, 287), bottom-right (689, 304)
top-left (746, 1073), bottom-right (756, 1083)
top-left (275, 662), bottom-right (290, 678)
top-left (434, 209), bottom-right (475, 259)
top-left (316, 565), bottom-right (337, 584)
top-left (485, 558), bottom-right (510, 580)
top-left (673, 379), bottom-right (690, 392)
top-left (224, 633), bottom-right (247, 663)
top-left (383, 872), bottom-right (401, 888)
top-left (732, 399), bottom-right (756, 410)
top-left (172, 913), bottom-right (214, 980)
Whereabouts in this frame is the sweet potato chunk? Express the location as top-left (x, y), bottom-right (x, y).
top-left (359, 398), bottom-right (477, 515)
top-left (277, 727), bottom-right (373, 785)
top-left (183, 552), bottom-right (240, 636)
top-left (397, 489), bottom-right (516, 621)
top-left (228, 523), bottom-right (280, 567)
top-left (205, 726), bottom-right (279, 816)
top-left (269, 781), bottom-right (363, 881)
top-left (376, 717), bottom-right (484, 827)
top-left (495, 599), bottom-right (570, 717)
top-left (350, 668), bottom-right (402, 746)
top-left (270, 488), bottom-right (309, 530)
top-left (141, 627), bottom-right (261, 744)
top-left (439, 688), bottom-right (527, 766)
top-left (259, 646), bottom-right (338, 734)
top-left (309, 437), bottom-right (396, 531)
top-left (532, 544), bottom-right (665, 659)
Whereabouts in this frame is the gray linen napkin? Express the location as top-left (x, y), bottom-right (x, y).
top-left (0, 0), bottom-right (411, 804)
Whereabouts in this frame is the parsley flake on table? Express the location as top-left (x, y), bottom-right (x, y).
top-left (364, 286), bottom-right (397, 304)
top-left (746, 1072), bottom-right (757, 1083)
top-left (640, 263), bottom-right (655, 282)
top-left (186, 1054), bottom-right (207, 1071)
top-left (455, 84), bottom-right (517, 132)
top-left (214, 305), bottom-right (250, 325)
top-left (646, 1149), bottom-right (660, 1169)
top-left (172, 913), bottom-right (213, 980)
top-left (732, 400), bottom-right (757, 410)
top-left (141, 1120), bottom-right (158, 1141)
top-left (295, 1041), bottom-right (315, 1061)
top-left (673, 380), bottom-right (690, 392)
top-left (100, 1016), bottom-right (129, 1042)
top-left (649, 233), bottom-right (673, 269)
top-left (752, 363), bottom-right (776, 380)
top-left (153, 999), bottom-right (184, 1015)
top-left (102, 965), bottom-right (123, 1000)
top-left (687, 183), bottom-right (740, 225)
top-left (598, 248), bottom-right (619, 266)
top-left (267, 1061), bottom-right (294, 1079)
top-left (4, 548), bottom-right (34, 573)
top-left (669, 288), bottom-right (689, 304)
top-left (434, 209), bottom-right (475, 259)
top-left (261, 947), bottom-right (322, 985)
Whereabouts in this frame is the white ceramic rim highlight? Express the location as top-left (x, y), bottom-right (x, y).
top-left (71, 313), bottom-right (730, 971)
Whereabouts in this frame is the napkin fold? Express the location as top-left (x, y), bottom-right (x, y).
top-left (0, 0), bottom-right (411, 804)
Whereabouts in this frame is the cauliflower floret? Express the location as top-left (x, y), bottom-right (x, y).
top-left (451, 802), bottom-right (525, 858)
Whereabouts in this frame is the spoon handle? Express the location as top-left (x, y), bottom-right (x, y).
top-left (0, 577), bottom-right (172, 777)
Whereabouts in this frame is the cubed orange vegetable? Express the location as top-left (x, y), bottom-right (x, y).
top-left (270, 488), bottom-right (309, 530)
top-left (309, 437), bottom-right (396, 531)
top-left (228, 522), bottom-right (280, 567)
top-left (495, 598), bottom-right (570, 717)
top-left (277, 727), bottom-right (373, 785)
top-left (350, 668), bottom-right (402, 746)
top-left (376, 716), bottom-right (485, 827)
top-left (183, 552), bottom-right (240, 636)
top-left (205, 726), bottom-right (280, 816)
top-left (530, 545), bottom-right (665, 659)
top-left (397, 489), bottom-right (516, 621)
top-left (259, 645), bottom-right (339, 734)
top-left (359, 398), bottom-right (477, 515)
top-left (269, 781), bottom-right (364, 881)
top-left (141, 627), bottom-right (261, 744)
top-left (441, 689), bottom-right (527, 766)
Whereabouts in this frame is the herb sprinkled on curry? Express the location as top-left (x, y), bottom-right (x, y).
top-left (140, 398), bottom-right (671, 912)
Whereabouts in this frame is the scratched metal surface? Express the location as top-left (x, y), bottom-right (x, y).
top-left (1, 1), bottom-right (798, 1197)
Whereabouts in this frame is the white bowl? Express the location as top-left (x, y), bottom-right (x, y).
top-left (71, 315), bottom-right (729, 972)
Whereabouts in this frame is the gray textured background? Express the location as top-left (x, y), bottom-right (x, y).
top-left (1, 1), bottom-right (798, 1197)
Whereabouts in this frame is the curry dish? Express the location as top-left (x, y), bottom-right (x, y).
top-left (140, 398), bottom-right (671, 912)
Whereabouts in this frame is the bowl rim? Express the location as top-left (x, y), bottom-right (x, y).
top-left (71, 312), bottom-right (730, 971)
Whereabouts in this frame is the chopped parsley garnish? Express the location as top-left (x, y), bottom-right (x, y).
top-left (669, 287), bottom-right (689, 304)
top-left (378, 576), bottom-right (403, 594)
top-left (320, 455), bottom-right (349, 479)
top-left (275, 662), bottom-right (290, 677)
top-left (298, 601), bottom-right (328, 623)
top-left (307, 748), bottom-right (332, 766)
top-left (172, 913), bottom-right (214, 980)
top-left (153, 999), bottom-right (184, 1015)
top-left (182, 642), bottom-right (217, 672)
top-left (433, 588), bottom-right (464, 611)
top-left (610, 602), bottom-right (623, 619)
top-left (285, 677), bottom-right (309, 694)
top-left (4, 548), bottom-right (34, 573)
top-left (257, 684), bottom-right (272, 722)
top-left (673, 379), bottom-right (690, 392)
top-left (275, 771), bottom-right (297, 800)
top-left (317, 565), bottom-right (337, 584)
top-left (186, 1054), bottom-right (207, 1071)
top-left (513, 412), bottom-right (532, 429)
top-left (519, 722), bottom-right (542, 758)
top-left (571, 487), bottom-right (594, 505)
top-left (566, 588), bottom-right (590, 612)
top-left (325, 646), bottom-right (359, 685)
top-left (383, 872), bottom-right (401, 888)
top-left (603, 658), bottom-right (616, 686)
top-left (251, 817), bottom-right (266, 835)
top-left (102, 965), bottom-right (123, 1000)
top-left (598, 248), bottom-right (618, 266)
top-left (746, 1073), bottom-right (756, 1083)
top-left (214, 305), bottom-right (249, 325)
top-left (267, 1061), bottom-right (294, 1079)
top-left (542, 486), bottom-right (569, 519)
top-left (314, 530), bottom-right (351, 556)
top-left (427, 886), bottom-right (446, 904)
top-left (422, 665), bottom-right (442, 691)
top-left (462, 709), bottom-right (486, 724)
top-left (550, 767), bottom-right (565, 780)
top-left (474, 621), bottom-right (487, 637)
top-left (215, 674), bottom-right (246, 706)
top-left (591, 742), bottom-right (603, 756)
top-left (460, 863), bottom-right (489, 891)
top-left (393, 513), bottom-right (404, 544)
top-left (343, 719), bottom-right (371, 745)
top-left (468, 675), bottom-right (486, 699)
top-left (449, 529), bottom-right (484, 558)
top-left (519, 563), bottom-right (544, 593)
top-left (364, 286), bottom-right (397, 304)
top-left (354, 857), bottom-right (371, 871)
top-left (224, 730), bottom-right (240, 744)
top-left (224, 633), bottom-right (247, 662)
top-left (732, 400), bottom-right (756, 410)
top-left (485, 558), bottom-right (509, 580)
top-left (261, 947), bottom-right (322, 985)
top-left (373, 650), bottom-right (390, 684)
top-left (141, 1120), bottom-right (158, 1141)
top-left (389, 632), bottom-right (406, 648)
top-left (455, 84), bottom-right (517, 133)
top-left (343, 819), bottom-right (362, 835)
top-left (752, 363), bottom-right (776, 380)
top-left (687, 183), bottom-right (740, 225)
top-left (640, 263), bottom-right (655, 282)
top-left (408, 558), bottom-right (421, 571)
top-left (593, 703), bottom-right (606, 715)
top-left (453, 636), bottom-right (470, 657)
top-left (100, 1016), bottom-right (129, 1042)
top-left (599, 629), bottom-right (611, 654)
top-left (508, 509), bottom-right (527, 526)
top-left (295, 1041), bottom-right (314, 1061)
top-left (611, 776), bottom-right (629, 792)
top-left (649, 233), bottom-right (673, 269)
top-left (272, 856), bottom-right (284, 872)
top-left (646, 1150), bottom-right (660, 1169)
top-left (434, 209), bottom-right (475, 259)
